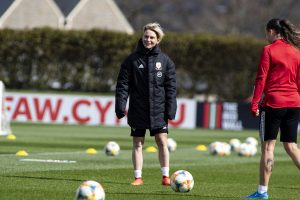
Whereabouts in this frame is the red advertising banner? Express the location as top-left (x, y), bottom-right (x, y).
top-left (5, 93), bottom-right (197, 129)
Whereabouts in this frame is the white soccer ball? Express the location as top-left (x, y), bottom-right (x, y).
top-left (209, 141), bottom-right (231, 156)
top-left (104, 141), bottom-right (120, 156)
top-left (221, 142), bottom-right (231, 156)
top-left (209, 141), bottom-right (221, 155)
top-left (245, 137), bottom-right (258, 147)
top-left (170, 170), bottom-right (194, 193)
top-left (167, 138), bottom-right (177, 152)
top-left (229, 138), bottom-right (241, 152)
top-left (75, 180), bottom-right (105, 200)
top-left (239, 143), bottom-right (257, 157)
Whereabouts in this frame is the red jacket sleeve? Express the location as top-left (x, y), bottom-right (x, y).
top-left (251, 46), bottom-right (270, 114)
top-left (297, 60), bottom-right (300, 93)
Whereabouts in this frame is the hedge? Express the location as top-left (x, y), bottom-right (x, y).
top-left (0, 28), bottom-right (265, 101)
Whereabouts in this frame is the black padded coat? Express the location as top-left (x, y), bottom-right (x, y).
top-left (115, 39), bottom-right (177, 129)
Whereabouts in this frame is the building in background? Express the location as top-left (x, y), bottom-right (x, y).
top-left (0, 0), bottom-right (133, 34)
top-left (0, 0), bottom-right (64, 29)
top-left (65, 0), bottom-right (133, 34)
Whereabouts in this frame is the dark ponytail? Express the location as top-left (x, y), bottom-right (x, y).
top-left (267, 18), bottom-right (300, 49)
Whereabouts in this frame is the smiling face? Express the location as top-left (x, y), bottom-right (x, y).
top-left (142, 29), bottom-right (160, 49)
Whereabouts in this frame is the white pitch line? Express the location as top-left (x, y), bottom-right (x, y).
top-left (20, 158), bottom-right (77, 163)
top-left (0, 151), bottom-right (84, 157)
top-left (29, 151), bottom-right (84, 156)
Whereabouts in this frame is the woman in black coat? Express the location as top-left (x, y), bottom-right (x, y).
top-left (115, 22), bottom-right (177, 186)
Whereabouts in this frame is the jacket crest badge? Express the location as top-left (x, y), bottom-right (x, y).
top-left (155, 62), bottom-right (162, 70)
top-left (157, 71), bottom-right (162, 77)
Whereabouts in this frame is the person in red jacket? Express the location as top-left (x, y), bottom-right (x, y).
top-left (246, 18), bottom-right (300, 199)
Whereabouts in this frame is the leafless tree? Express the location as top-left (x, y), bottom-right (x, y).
top-left (115, 0), bottom-right (300, 38)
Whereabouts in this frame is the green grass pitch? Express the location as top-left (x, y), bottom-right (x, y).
top-left (0, 123), bottom-right (300, 200)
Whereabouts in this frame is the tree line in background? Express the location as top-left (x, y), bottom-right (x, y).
top-left (115, 0), bottom-right (300, 39)
top-left (0, 28), bottom-right (264, 101)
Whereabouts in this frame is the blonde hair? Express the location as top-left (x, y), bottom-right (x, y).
top-left (143, 22), bottom-right (164, 40)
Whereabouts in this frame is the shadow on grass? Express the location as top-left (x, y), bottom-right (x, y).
top-left (106, 191), bottom-right (241, 199)
top-left (1, 175), bottom-right (84, 182)
top-left (273, 186), bottom-right (300, 190)
top-left (1, 175), bottom-right (131, 185)
top-left (1, 175), bottom-right (244, 199)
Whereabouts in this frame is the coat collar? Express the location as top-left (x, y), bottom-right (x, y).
top-left (136, 38), bottom-right (161, 55)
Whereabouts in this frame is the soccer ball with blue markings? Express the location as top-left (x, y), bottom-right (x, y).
top-left (170, 170), bottom-right (194, 193)
top-left (75, 180), bottom-right (105, 200)
top-left (104, 141), bottom-right (120, 156)
top-left (245, 137), bottom-right (258, 147)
